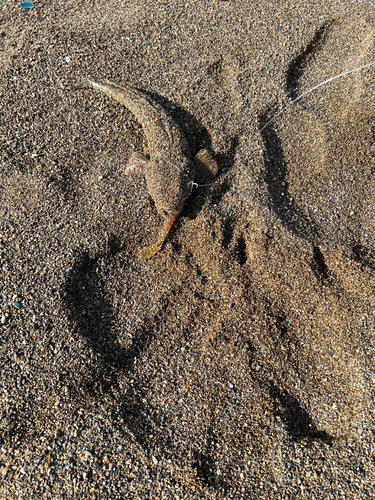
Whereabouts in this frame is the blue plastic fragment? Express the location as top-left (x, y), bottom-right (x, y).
top-left (20, 1), bottom-right (35, 9)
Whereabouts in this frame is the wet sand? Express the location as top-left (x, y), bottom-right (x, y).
top-left (0, 1), bottom-right (374, 498)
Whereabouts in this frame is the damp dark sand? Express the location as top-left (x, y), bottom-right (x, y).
top-left (0, 1), bottom-right (374, 498)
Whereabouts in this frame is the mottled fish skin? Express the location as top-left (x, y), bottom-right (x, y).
top-left (87, 78), bottom-right (195, 220)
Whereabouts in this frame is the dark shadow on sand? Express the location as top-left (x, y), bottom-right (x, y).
top-left (62, 236), bottom-right (172, 454)
top-left (259, 110), bottom-right (320, 243)
top-left (285, 21), bottom-right (335, 101)
top-left (268, 382), bottom-right (333, 444)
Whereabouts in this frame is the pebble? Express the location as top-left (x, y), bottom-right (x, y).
top-left (84, 451), bottom-right (93, 461)
top-left (13, 302), bottom-right (22, 310)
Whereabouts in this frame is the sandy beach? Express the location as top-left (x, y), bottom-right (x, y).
top-left (0, 1), bottom-right (374, 498)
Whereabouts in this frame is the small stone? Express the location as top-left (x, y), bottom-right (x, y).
top-left (1, 315), bottom-right (6, 324)
top-left (65, 56), bottom-right (72, 63)
top-left (20, 1), bottom-right (34, 9)
top-left (13, 302), bottom-right (22, 310)
top-left (152, 456), bottom-right (158, 466)
top-left (84, 451), bottom-right (93, 461)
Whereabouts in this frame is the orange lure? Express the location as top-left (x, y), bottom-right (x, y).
top-left (138, 218), bottom-right (176, 260)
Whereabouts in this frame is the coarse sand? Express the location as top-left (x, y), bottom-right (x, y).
top-left (0, 1), bottom-right (374, 498)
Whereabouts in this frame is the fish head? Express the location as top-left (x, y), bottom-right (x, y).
top-left (147, 157), bottom-right (195, 220)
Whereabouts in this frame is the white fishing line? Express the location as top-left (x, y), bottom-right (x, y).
top-left (260, 60), bottom-right (375, 132)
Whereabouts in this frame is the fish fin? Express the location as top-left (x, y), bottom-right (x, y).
top-left (193, 149), bottom-right (219, 183)
top-left (125, 152), bottom-right (150, 177)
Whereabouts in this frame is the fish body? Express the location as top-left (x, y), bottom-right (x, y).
top-left (87, 78), bottom-right (217, 258)
top-left (87, 79), bottom-right (195, 220)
